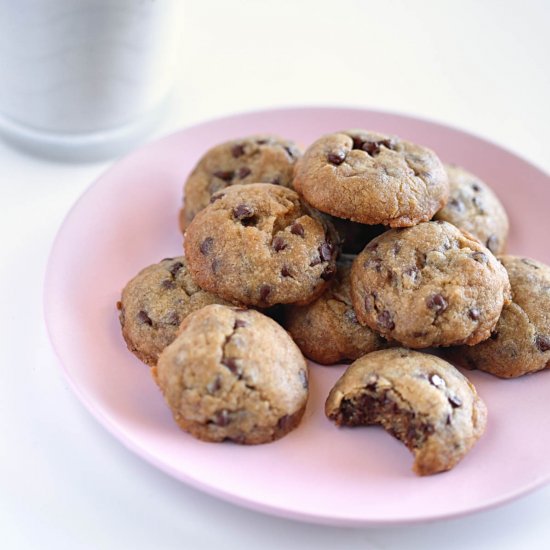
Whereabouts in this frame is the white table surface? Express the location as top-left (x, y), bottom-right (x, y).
top-left (2, 1), bottom-right (550, 548)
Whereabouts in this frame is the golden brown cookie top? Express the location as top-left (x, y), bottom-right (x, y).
top-left (184, 183), bottom-right (339, 307)
top-left (350, 221), bottom-right (511, 348)
top-left (434, 164), bottom-right (509, 254)
top-left (154, 305), bottom-right (309, 444)
top-left (293, 129), bottom-right (448, 226)
top-left (180, 134), bottom-right (301, 231)
top-left (448, 255), bottom-right (550, 378)
top-left (118, 256), bottom-right (229, 366)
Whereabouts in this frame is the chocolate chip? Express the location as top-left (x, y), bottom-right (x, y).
top-left (231, 144), bottom-right (245, 158)
top-left (200, 237), bottom-right (214, 255)
top-left (448, 395), bottom-right (462, 408)
top-left (213, 410), bottom-right (231, 426)
top-left (468, 308), bottom-right (480, 320)
top-left (446, 414), bottom-right (452, 425)
top-left (210, 193), bottom-right (224, 203)
top-left (365, 375), bottom-right (378, 391)
top-left (213, 170), bottom-right (234, 182)
top-left (321, 264), bottom-right (336, 280)
top-left (393, 242), bottom-right (401, 255)
top-left (448, 198), bottom-right (464, 212)
top-left (328, 151), bottom-right (346, 165)
top-left (116, 301), bottom-right (122, 310)
top-left (137, 310), bottom-right (152, 326)
top-left (521, 258), bottom-right (540, 269)
top-left (360, 138), bottom-right (394, 156)
top-left (271, 176), bottom-right (281, 185)
top-left (259, 284), bottom-right (271, 303)
top-left (161, 279), bottom-right (176, 290)
top-left (256, 139), bottom-right (268, 145)
top-left (277, 415), bottom-right (292, 431)
top-left (426, 294), bottom-right (448, 314)
top-left (472, 196), bottom-right (485, 213)
top-left (234, 319), bottom-right (247, 329)
top-left (490, 331), bottom-right (499, 341)
top-left (471, 252), bottom-right (488, 264)
top-left (237, 166), bottom-right (251, 179)
top-left (486, 235), bottom-right (499, 253)
top-left (206, 375), bottom-right (222, 394)
top-left (471, 183), bottom-right (481, 192)
top-left (365, 242), bottom-right (378, 252)
top-left (429, 374), bottom-right (445, 388)
top-left (299, 369), bottom-right (308, 389)
top-left (319, 242), bottom-right (333, 262)
top-left (272, 236), bottom-right (287, 252)
top-left (284, 146), bottom-right (296, 159)
top-left (351, 135), bottom-right (365, 150)
top-left (377, 310), bottom-right (395, 330)
top-left (168, 261), bottom-right (184, 277)
top-left (221, 357), bottom-right (240, 374)
top-left (281, 265), bottom-right (292, 277)
top-left (211, 258), bottom-right (221, 274)
top-left (165, 311), bottom-right (180, 326)
top-left (535, 335), bottom-right (550, 352)
top-left (290, 222), bottom-right (304, 237)
top-left (161, 257), bottom-right (174, 262)
top-left (233, 204), bottom-right (255, 220)
top-left (309, 256), bottom-right (321, 267)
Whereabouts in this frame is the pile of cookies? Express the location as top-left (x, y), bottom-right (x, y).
top-left (117, 130), bottom-right (550, 476)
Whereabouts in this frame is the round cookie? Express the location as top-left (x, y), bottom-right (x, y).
top-left (293, 129), bottom-right (449, 227)
top-left (180, 135), bottom-right (301, 231)
top-left (117, 256), bottom-right (230, 366)
top-left (153, 304), bottom-right (309, 444)
top-left (184, 183), bottom-right (339, 307)
top-left (330, 216), bottom-right (387, 254)
top-left (350, 221), bottom-right (511, 348)
top-left (448, 256), bottom-right (550, 378)
top-left (434, 164), bottom-right (509, 254)
top-left (284, 258), bottom-right (387, 365)
top-left (325, 348), bottom-right (488, 476)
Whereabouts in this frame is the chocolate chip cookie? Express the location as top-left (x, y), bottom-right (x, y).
top-left (449, 256), bottom-right (550, 378)
top-left (434, 164), bottom-right (509, 254)
top-left (180, 135), bottom-right (301, 231)
top-left (284, 258), bottom-right (387, 365)
top-left (184, 183), bottom-right (339, 307)
top-left (153, 305), bottom-right (309, 444)
top-left (350, 221), bottom-right (511, 348)
top-left (293, 130), bottom-right (449, 227)
top-left (118, 256), bottom-right (230, 366)
top-left (325, 348), bottom-right (487, 476)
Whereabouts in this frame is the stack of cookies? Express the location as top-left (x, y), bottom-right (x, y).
top-left (117, 130), bottom-right (550, 476)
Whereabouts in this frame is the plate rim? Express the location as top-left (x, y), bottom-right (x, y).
top-left (44, 105), bottom-right (550, 527)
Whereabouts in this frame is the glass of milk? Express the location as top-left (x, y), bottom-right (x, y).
top-left (0, 0), bottom-right (183, 160)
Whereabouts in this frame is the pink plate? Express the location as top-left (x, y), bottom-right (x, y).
top-left (44, 107), bottom-right (550, 526)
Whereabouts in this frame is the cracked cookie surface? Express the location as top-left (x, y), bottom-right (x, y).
top-left (118, 256), bottom-right (230, 366)
top-left (293, 130), bottom-right (449, 227)
top-left (180, 134), bottom-right (301, 231)
top-left (448, 255), bottom-right (550, 378)
top-left (325, 348), bottom-right (487, 475)
top-left (153, 304), bottom-right (309, 444)
top-left (434, 164), bottom-right (509, 254)
top-left (350, 221), bottom-right (511, 348)
top-left (184, 183), bottom-right (339, 307)
top-left (284, 258), bottom-right (388, 365)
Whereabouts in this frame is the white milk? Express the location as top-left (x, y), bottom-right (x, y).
top-left (0, 0), bottom-right (182, 158)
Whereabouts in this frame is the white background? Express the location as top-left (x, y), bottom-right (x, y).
top-left (2, 1), bottom-right (550, 548)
